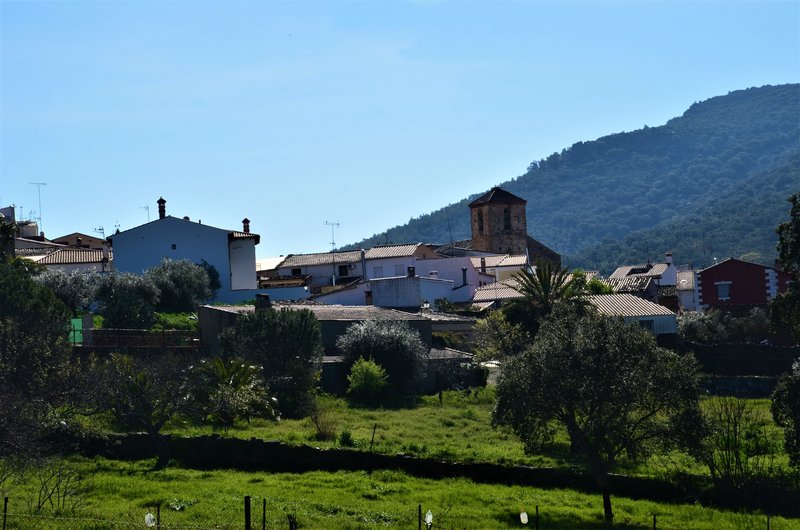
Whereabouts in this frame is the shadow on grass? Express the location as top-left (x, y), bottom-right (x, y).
top-left (493, 510), bottom-right (651, 529)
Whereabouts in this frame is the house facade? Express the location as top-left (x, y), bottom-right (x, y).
top-left (696, 258), bottom-right (791, 310)
top-left (110, 198), bottom-right (262, 303)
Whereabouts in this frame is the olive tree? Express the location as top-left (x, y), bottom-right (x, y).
top-left (95, 272), bottom-right (160, 329)
top-left (336, 320), bottom-right (428, 395)
top-left (145, 258), bottom-right (213, 313)
top-left (772, 359), bottom-right (800, 469)
top-left (493, 308), bottom-right (702, 523)
top-left (219, 308), bottom-right (323, 418)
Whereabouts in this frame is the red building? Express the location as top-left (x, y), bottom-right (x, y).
top-left (697, 258), bottom-right (791, 310)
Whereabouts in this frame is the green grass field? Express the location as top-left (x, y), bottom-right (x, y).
top-left (2, 457), bottom-right (798, 529)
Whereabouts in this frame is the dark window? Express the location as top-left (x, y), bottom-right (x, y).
top-left (716, 282), bottom-right (731, 301)
top-left (291, 268), bottom-right (301, 276)
top-left (477, 211), bottom-right (484, 233)
top-left (338, 264), bottom-right (349, 277)
top-left (503, 209), bottom-right (511, 230)
top-left (639, 319), bottom-right (654, 331)
top-left (171, 244), bottom-right (177, 250)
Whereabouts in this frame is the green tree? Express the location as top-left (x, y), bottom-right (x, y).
top-left (0, 217), bottom-right (16, 262)
top-left (34, 269), bottom-right (100, 315)
top-left (336, 320), bottom-right (428, 395)
top-left (772, 193), bottom-right (800, 341)
top-left (503, 261), bottom-right (588, 337)
top-left (346, 358), bottom-right (389, 405)
top-left (0, 261), bottom-right (75, 455)
top-left (95, 272), bottom-right (160, 329)
top-left (145, 258), bottom-right (212, 313)
top-left (772, 359), bottom-right (800, 469)
top-left (219, 308), bottom-right (323, 418)
top-left (493, 308), bottom-right (702, 523)
top-left (97, 352), bottom-right (190, 467)
top-left (472, 310), bottom-right (529, 362)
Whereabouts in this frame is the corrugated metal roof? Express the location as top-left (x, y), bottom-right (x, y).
top-left (28, 248), bottom-right (112, 265)
top-left (598, 276), bottom-right (653, 293)
top-left (609, 262), bottom-right (669, 279)
top-left (472, 279), bottom-right (523, 302)
top-left (588, 293), bottom-right (675, 317)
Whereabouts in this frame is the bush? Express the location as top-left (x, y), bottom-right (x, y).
top-left (337, 320), bottom-right (428, 394)
top-left (95, 272), bottom-right (159, 329)
top-left (145, 258), bottom-right (212, 313)
top-left (346, 358), bottom-right (388, 404)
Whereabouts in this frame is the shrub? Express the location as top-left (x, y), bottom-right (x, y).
top-left (95, 272), bottom-right (159, 329)
top-left (346, 358), bottom-right (388, 404)
top-left (145, 258), bottom-right (212, 313)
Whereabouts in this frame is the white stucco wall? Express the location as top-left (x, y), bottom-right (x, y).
top-left (229, 239), bottom-right (257, 290)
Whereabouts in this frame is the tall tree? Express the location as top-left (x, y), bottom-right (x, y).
top-left (504, 261), bottom-right (588, 337)
top-left (219, 308), bottom-right (323, 418)
top-left (772, 360), bottom-right (800, 469)
top-left (771, 193), bottom-right (800, 341)
top-left (493, 308), bottom-right (702, 523)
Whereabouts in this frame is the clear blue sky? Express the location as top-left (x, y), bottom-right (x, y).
top-left (1, 0), bottom-right (797, 257)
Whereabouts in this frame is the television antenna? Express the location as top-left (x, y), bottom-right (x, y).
top-left (140, 205), bottom-right (150, 222)
top-left (94, 226), bottom-right (105, 238)
top-left (325, 220), bottom-right (341, 286)
top-left (29, 182), bottom-right (46, 232)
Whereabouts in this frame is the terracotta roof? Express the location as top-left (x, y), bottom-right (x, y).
top-left (677, 271), bottom-right (695, 291)
top-left (365, 244), bottom-right (425, 260)
top-left (28, 248), bottom-right (112, 265)
top-left (588, 293), bottom-right (675, 318)
top-left (278, 250), bottom-right (363, 268)
top-left (228, 231), bottom-right (260, 244)
top-left (468, 187), bottom-right (526, 207)
top-left (597, 276), bottom-right (653, 293)
top-left (609, 262), bottom-right (669, 280)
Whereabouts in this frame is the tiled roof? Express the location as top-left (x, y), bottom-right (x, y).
top-left (208, 303), bottom-right (429, 322)
top-left (609, 262), bottom-right (669, 279)
top-left (228, 231), bottom-right (260, 244)
top-left (468, 187), bottom-right (526, 207)
top-left (469, 254), bottom-right (527, 268)
top-left (28, 248), bottom-right (112, 265)
top-left (472, 279), bottom-right (524, 302)
top-left (365, 244), bottom-right (424, 259)
top-left (597, 276), bottom-right (653, 293)
top-left (588, 293), bottom-right (675, 318)
top-left (677, 271), bottom-right (695, 291)
top-left (279, 250), bottom-right (363, 268)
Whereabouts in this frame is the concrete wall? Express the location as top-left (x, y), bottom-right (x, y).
top-left (371, 276), bottom-right (454, 309)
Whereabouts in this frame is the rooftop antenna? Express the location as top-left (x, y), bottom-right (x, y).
top-left (140, 205), bottom-right (150, 222)
top-left (94, 226), bottom-right (105, 238)
top-left (447, 217), bottom-right (455, 256)
top-left (29, 182), bottom-right (46, 232)
top-left (325, 220), bottom-right (340, 286)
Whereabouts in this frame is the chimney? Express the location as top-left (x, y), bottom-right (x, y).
top-left (407, 266), bottom-right (416, 277)
top-left (480, 257), bottom-right (486, 274)
top-left (360, 250), bottom-right (368, 281)
top-left (242, 218), bottom-right (250, 233)
top-left (76, 237), bottom-right (82, 248)
top-left (255, 293), bottom-right (272, 310)
top-left (665, 251), bottom-right (673, 265)
top-left (429, 271), bottom-right (438, 279)
top-left (157, 197), bottom-right (166, 219)
top-left (461, 267), bottom-right (468, 287)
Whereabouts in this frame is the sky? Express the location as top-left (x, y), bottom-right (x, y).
top-left (1, 1), bottom-right (798, 258)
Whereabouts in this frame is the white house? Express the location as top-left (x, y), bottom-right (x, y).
top-left (26, 247), bottom-right (113, 273)
top-left (609, 252), bottom-right (678, 287)
top-left (110, 197), bottom-right (262, 304)
top-left (588, 293), bottom-right (677, 335)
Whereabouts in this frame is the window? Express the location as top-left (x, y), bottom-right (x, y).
top-left (338, 264), bottom-right (349, 277)
top-left (394, 264), bottom-right (404, 276)
top-left (373, 266), bottom-right (384, 278)
top-left (716, 281), bottom-right (732, 301)
top-left (503, 209), bottom-right (511, 230)
top-left (291, 268), bottom-right (301, 276)
top-left (639, 319), bottom-right (654, 331)
top-left (171, 244), bottom-right (177, 250)
top-left (477, 211), bottom-right (484, 233)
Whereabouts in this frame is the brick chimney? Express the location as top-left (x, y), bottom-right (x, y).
top-left (157, 197), bottom-right (166, 219)
top-left (242, 218), bottom-right (250, 233)
top-left (665, 251), bottom-right (673, 265)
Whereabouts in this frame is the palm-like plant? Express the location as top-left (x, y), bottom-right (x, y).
top-left (504, 261), bottom-right (589, 337)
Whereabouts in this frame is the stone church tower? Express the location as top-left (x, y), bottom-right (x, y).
top-left (469, 187), bottom-right (529, 255)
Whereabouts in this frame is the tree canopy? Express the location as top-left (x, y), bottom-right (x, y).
top-left (772, 360), bottom-right (800, 469)
top-left (145, 258), bottom-right (213, 313)
top-left (493, 308), bottom-right (702, 522)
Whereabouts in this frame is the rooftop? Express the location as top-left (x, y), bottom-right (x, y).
top-left (205, 303), bottom-right (430, 322)
top-left (468, 187), bottom-right (527, 207)
top-left (588, 293), bottom-right (676, 318)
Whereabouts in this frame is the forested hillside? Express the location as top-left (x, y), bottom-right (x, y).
top-left (347, 84), bottom-right (799, 270)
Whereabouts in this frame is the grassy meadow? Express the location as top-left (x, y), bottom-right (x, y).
top-left (2, 457), bottom-right (798, 529)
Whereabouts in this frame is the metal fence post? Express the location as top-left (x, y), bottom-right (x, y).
top-left (244, 495), bottom-right (251, 529)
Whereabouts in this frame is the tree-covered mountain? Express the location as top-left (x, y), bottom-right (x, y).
top-left (346, 84), bottom-right (799, 271)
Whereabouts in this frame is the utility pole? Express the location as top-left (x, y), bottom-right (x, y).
top-left (325, 220), bottom-right (340, 286)
top-left (29, 182), bottom-right (46, 233)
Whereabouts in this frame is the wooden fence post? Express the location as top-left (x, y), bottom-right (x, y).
top-left (156, 503), bottom-right (161, 529)
top-left (535, 505), bottom-right (539, 530)
top-left (3, 496), bottom-right (8, 530)
top-left (244, 495), bottom-right (251, 530)
top-left (418, 504), bottom-right (422, 530)
top-left (262, 498), bottom-right (266, 530)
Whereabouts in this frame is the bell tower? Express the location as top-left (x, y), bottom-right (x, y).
top-left (468, 187), bottom-right (528, 255)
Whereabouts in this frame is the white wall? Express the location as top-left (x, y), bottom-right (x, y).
top-left (229, 239), bottom-right (257, 290)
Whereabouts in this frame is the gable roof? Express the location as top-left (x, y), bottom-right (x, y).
top-left (472, 278), bottom-right (524, 302)
top-left (27, 248), bottom-right (112, 265)
top-left (278, 250), bottom-right (364, 268)
top-left (609, 262), bottom-right (670, 280)
top-left (111, 216), bottom-right (260, 245)
top-left (698, 257), bottom-right (785, 274)
top-left (365, 243), bottom-right (429, 260)
top-left (588, 293), bottom-right (675, 318)
top-left (51, 232), bottom-right (107, 248)
top-left (469, 254), bottom-right (528, 268)
top-left (597, 276), bottom-right (653, 293)
top-left (468, 187), bottom-right (527, 207)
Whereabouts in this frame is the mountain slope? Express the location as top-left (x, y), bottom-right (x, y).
top-left (346, 84), bottom-right (799, 267)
